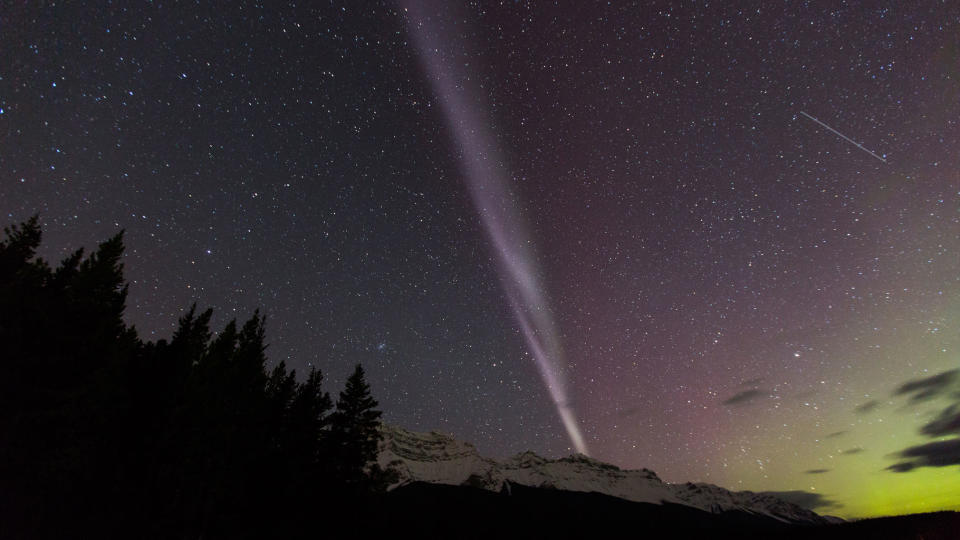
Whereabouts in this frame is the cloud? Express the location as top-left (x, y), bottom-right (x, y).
top-left (894, 438), bottom-right (960, 469)
top-left (840, 447), bottom-right (864, 455)
top-left (920, 404), bottom-right (960, 437)
top-left (721, 389), bottom-right (769, 406)
top-left (886, 438), bottom-right (960, 473)
top-left (884, 379), bottom-right (960, 474)
top-left (762, 490), bottom-right (842, 511)
top-left (854, 400), bottom-right (878, 414)
top-left (824, 431), bottom-right (847, 439)
top-left (884, 373), bottom-right (960, 473)
top-left (885, 462), bottom-right (916, 473)
top-left (894, 369), bottom-right (959, 403)
top-left (804, 468), bottom-right (830, 474)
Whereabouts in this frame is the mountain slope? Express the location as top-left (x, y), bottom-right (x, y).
top-left (377, 424), bottom-right (828, 525)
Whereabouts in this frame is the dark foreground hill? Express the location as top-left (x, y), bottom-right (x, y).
top-left (364, 482), bottom-right (960, 540)
top-left (788, 510), bottom-right (960, 540)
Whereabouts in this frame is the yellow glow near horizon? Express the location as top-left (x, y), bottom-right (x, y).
top-left (717, 385), bottom-right (960, 520)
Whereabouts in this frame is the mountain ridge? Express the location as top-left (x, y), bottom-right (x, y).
top-left (376, 424), bottom-right (832, 525)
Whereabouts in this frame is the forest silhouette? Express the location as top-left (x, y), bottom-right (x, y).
top-left (0, 217), bottom-right (394, 539)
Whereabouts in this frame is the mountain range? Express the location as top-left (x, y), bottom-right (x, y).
top-left (376, 424), bottom-right (833, 525)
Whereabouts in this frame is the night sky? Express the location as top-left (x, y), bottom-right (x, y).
top-left (3, 1), bottom-right (960, 519)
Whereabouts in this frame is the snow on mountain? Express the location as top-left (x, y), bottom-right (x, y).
top-left (671, 481), bottom-right (828, 524)
top-left (377, 423), bottom-right (502, 487)
top-left (377, 424), bottom-right (829, 525)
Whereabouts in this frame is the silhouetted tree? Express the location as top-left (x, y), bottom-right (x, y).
top-left (0, 219), bottom-right (140, 538)
top-left (329, 364), bottom-right (395, 492)
top-left (0, 218), bottom-right (391, 539)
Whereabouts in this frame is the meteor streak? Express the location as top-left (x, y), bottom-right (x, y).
top-left (799, 111), bottom-right (887, 163)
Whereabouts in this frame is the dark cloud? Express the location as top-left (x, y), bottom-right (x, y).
top-left (804, 469), bottom-right (830, 474)
top-left (895, 438), bottom-right (960, 469)
top-left (824, 431), bottom-right (848, 439)
top-left (840, 447), bottom-right (864, 455)
top-left (854, 400), bottom-right (879, 414)
top-left (721, 389), bottom-right (768, 406)
top-left (885, 462), bottom-right (916, 473)
top-left (894, 369), bottom-right (959, 403)
top-left (920, 404), bottom-right (960, 437)
top-left (886, 438), bottom-right (960, 473)
top-left (761, 490), bottom-right (842, 511)
top-left (884, 392), bottom-right (960, 473)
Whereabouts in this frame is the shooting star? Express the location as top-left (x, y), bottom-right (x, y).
top-left (799, 111), bottom-right (887, 163)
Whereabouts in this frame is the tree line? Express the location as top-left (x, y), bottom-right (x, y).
top-left (0, 217), bottom-right (395, 539)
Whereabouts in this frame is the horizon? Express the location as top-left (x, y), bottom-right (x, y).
top-left (379, 420), bottom-right (960, 521)
top-left (4, 0), bottom-right (959, 522)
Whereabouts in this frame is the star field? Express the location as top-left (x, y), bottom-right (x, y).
top-left (3, 1), bottom-right (959, 518)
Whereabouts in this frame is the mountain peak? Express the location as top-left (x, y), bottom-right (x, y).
top-left (377, 424), bottom-right (829, 525)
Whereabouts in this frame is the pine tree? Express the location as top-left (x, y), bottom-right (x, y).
top-left (1, 217), bottom-right (399, 537)
top-left (0, 219), bottom-right (142, 537)
top-left (289, 367), bottom-right (333, 465)
top-left (0, 215), bottom-right (43, 283)
top-left (329, 364), bottom-right (385, 491)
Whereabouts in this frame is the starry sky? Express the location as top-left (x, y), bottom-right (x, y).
top-left (3, 1), bottom-right (960, 519)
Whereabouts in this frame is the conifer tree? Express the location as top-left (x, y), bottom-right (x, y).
top-left (329, 364), bottom-right (385, 490)
top-left (0, 217), bottom-right (395, 537)
top-left (0, 215), bottom-right (43, 282)
top-left (289, 367), bottom-right (333, 464)
top-left (0, 218), bottom-right (141, 537)
top-left (276, 366), bottom-right (333, 507)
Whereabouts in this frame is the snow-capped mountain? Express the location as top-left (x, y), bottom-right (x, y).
top-left (377, 424), bottom-right (830, 525)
